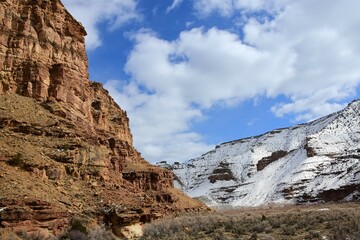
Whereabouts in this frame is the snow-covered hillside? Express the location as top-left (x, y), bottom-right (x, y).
top-left (159, 100), bottom-right (360, 207)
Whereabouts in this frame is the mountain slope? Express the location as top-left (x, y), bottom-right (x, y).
top-left (162, 100), bottom-right (360, 207)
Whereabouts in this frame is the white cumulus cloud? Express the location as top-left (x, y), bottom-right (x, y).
top-left (193, 0), bottom-right (290, 17)
top-left (105, 27), bottom-right (294, 163)
top-left (62, 0), bottom-right (140, 50)
top-left (63, 0), bottom-right (360, 163)
top-left (105, 0), bottom-right (360, 163)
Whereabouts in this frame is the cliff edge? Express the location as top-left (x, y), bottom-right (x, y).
top-left (0, 0), bottom-right (207, 238)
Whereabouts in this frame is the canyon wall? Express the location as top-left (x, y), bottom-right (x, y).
top-left (0, 0), bottom-right (207, 238)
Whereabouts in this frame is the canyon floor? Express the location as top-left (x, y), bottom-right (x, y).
top-left (140, 202), bottom-right (360, 240)
top-left (1, 201), bottom-right (359, 239)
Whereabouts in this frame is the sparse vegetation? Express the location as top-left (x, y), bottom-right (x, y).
top-left (8, 153), bottom-right (25, 167)
top-left (3, 203), bottom-right (360, 240)
top-left (58, 218), bottom-right (116, 240)
top-left (5, 221), bottom-right (116, 240)
top-left (11, 230), bottom-right (55, 240)
top-left (60, 144), bottom-right (71, 151)
top-left (69, 218), bottom-right (88, 234)
top-left (140, 203), bottom-right (360, 240)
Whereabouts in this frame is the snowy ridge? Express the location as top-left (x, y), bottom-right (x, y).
top-left (160, 100), bottom-right (360, 207)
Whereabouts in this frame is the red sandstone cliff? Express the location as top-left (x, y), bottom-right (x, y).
top-left (0, 0), bottom-right (207, 238)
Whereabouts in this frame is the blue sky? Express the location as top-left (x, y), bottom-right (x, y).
top-left (63, 0), bottom-right (360, 163)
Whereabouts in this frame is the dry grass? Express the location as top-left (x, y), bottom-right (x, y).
top-left (6, 202), bottom-right (359, 239)
top-left (140, 202), bottom-right (360, 240)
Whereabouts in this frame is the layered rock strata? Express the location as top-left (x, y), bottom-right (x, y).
top-left (0, 0), bottom-right (207, 238)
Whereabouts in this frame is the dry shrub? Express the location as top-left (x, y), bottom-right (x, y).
top-left (59, 218), bottom-right (115, 240)
top-left (8, 153), bottom-right (25, 168)
top-left (140, 202), bottom-right (360, 240)
top-left (87, 224), bottom-right (116, 240)
top-left (0, 230), bottom-right (22, 240)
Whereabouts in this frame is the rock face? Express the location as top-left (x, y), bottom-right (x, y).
top-left (0, 0), bottom-right (207, 238)
top-left (162, 100), bottom-right (360, 207)
top-left (0, 199), bottom-right (69, 238)
top-left (0, 0), bottom-right (132, 143)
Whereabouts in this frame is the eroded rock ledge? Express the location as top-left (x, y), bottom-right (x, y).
top-left (0, 0), bottom-right (208, 238)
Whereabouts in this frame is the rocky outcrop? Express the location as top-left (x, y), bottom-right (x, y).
top-left (257, 150), bottom-right (288, 171)
top-left (0, 0), bottom-right (87, 99)
top-left (208, 161), bottom-right (236, 184)
top-left (166, 101), bottom-right (360, 207)
top-left (317, 184), bottom-right (360, 202)
top-left (0, 0), bottom-right (207, 238)
top-left (0, 0), bottom-right (132, 144)
top-left (122, 169), bottom-right (174, 191)
top-left (0, 199), bottom-right (69, 238)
